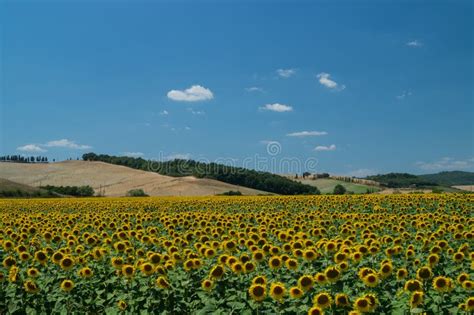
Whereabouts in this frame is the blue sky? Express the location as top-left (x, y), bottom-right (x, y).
top-left (1, 1), bottom-right (473, 176)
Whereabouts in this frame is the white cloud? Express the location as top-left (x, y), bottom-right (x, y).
top-left (287, 131), bottom-right (328, 137)
top-left (121, 152), bottom-right (144, 158)
top-left (314, 144), bottom-right (336, 151)
top-left (187, 108), bottom-right (205, 115)
top-left (17, 144), bottom-right (46, 153)
top-left (185, 126), bottom-right (191, 130)
top-left (260, 103), bottom-right (293, 112)
top-left (245, 87), bottom-right (264, 93)
top-left (165, 153), bottom-right (191, 160)
top-left (317, 73), bottom-right (345, 91)
top-left (276, 68), bottom-right (296, 78)
top-left (415, 157), bottom-right (474, 171)
top-left (407, 40), bottom-right (422, 47)
top-left (396, 91), bottom-right (412, 100)
top-left (45, 139), bottom-right (92, 150)
top-left (167, 85), bottom-right (214, 102)
top-left (159, 110), bottom-right (169, 115)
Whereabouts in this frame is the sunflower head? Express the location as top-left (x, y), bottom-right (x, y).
top-left (307, 306), bottom-right (324, 315)
top-left (457, 272), bottom-right (469, 284)
top-left (156, 276), bottom-right (170, 289)
top-left (410, 291), bottom-right (424, 308)
top-left (79, 267), bottom-right (93, 278)
top-left (289, 286), bottom-right (304, 299)
top-left (268, 256), bottom-right (282, 270)
top-left (121, 264), bottom-right (135, 278)
top-left (396, 268), bottom-right (408, 280)
top-left (252, 275), bottom-right (267, 285)
top-left (432, 276), bottom-right (453, 292)
top-left (285, 258), bottom-right (298, 270)
top-left (466, 297), bottom-right (474, 311)
top-left (313, 292), bottom-right (332, 309)
top-left (140, 262), bottom-right (155, 276)
top-left (335, 293), bottom-right (350, 307)
top-left (117, 300), bottom-right (127, 310)
top-left (60, 256), bottom-right (75, 271)
top-left (27, 268), bottom-right (40, 278)
top-left (269, 282), bottom-right (286, 301)
top-left (201, 279), bottom-right (214, 292)
top-left (209, 265), bottom-right (225, 279)
top-left (353, 297), bottom-right (371, 312)
top-left (325, 266), bottom-right (341, 282)
top-left (404, 279), bottom-right (423, 292)
top-left (416, 266), bottom-right (432, 281)
top-left (24, 280), bottom-right (40, 294)
top-left (298, 275), bottom-right (314, 291)
top-left (248, 284), bottom-right (266, 302)
top-left (60, 279), bottom-right (75, 292)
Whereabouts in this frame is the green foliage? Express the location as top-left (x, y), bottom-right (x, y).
top-left (333, 184), bottom-right (346, 195)
top-left (40, 185), bottom-right (95, 197)
top-left (0, 155), bottom-right (48, 163)
top-left (82, 153), bottom-right (320, 195)
top-left (0, 179), bottom-right (55, 198)
top-left (419, 171), bottom-right (474, 186)
top-left (218, 190), bottom-right (242, 196)
top-left (126, 189), bottom-right (148, 197)
top-left (366, 173), bottom-right (437, 188)
top-left (0, 189), bottom-right (54, 198)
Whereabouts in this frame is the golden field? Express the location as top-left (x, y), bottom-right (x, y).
top-left (0, 195), bottom-right (473, 314)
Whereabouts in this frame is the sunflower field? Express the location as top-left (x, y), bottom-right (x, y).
top-left (0, 194), bottom-right (473, 314)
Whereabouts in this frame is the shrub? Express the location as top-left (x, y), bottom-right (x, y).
top-left (333, 184), bottom-right (346, 195)
top-left (126, 189), bottom-right (148, 197)
top-left (219, 190), bottom-right (242, 196)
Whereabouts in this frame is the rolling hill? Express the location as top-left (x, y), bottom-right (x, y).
top-left (0, 178), bottom-right (54, 197)
top-left (82, 153), bottom-right (319, 195)
top-left (418, 171), bottom-right (474, 186)
top-left (284, 176), bottom-right (380, 194)
top-left (365, 171), bottom-right (474, 190)
top-left (0, 161), bottom-right (270, 197)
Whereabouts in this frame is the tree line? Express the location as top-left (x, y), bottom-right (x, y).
top-left (365, 173), bottom-right (437, 188)
top-left (0, 155), bottom-right (49, 163)
top-left (40, 185), bottom-right (95, 197)
top-left (82, 153), bottom-right (320, 195)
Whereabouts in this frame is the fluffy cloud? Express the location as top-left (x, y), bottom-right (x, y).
top-left (17, 144), bottom-right (46, 153)
top-left (167, 85), bottom-right (214, 102)
top-left (260, 103), bottom-right (293, 112)
top-left (276, 68), bottom-right (296, 78)
top-left (316, 73), bottom-right (345, 91)
top-left (45, 139), bottom-right (92, 150)
top-left (415, 157), bottom-right (474, 171)
top-left (187, 108), bottom-right (205, 115)
top-left (396, 91), bottom-right (412, 100)
top-left (159, 110), bottom-right (169, 115)
top-left (407, 40), bottom-right (422, 47)
top-left (287, 131), bottom-right (328, 137)
top-left (121, 152), bottom-right (144, 158)
top-left (314, 144), bottom-right (336, 151)
top-left (245, 87), bottom-right (264, 92)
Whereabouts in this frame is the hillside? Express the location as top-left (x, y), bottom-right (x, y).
top-left (0, 161), bottom-right (270, 197)
top-left (419, 171), bottom-right (474, 186)
top-left (285, 176), bottom-right (380, 194)
top-left (0, 178), bottom-right (53, 197)
top-left (82, 153), bottom-right (320, 195)
top-left (365, 173), bottom-right (437, 188)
